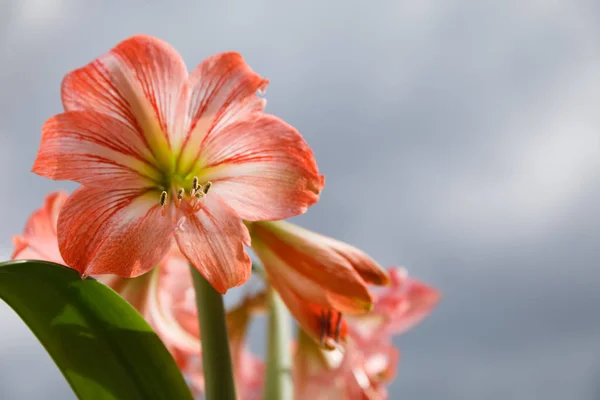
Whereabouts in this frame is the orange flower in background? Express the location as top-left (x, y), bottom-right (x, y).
top-left (294, 267), bottom-right (439, 399)
top-left (249, 220), bottom-right (390, 349)
top-left (12, 191), bottom-right (262, 397)
top-left (32, 34), bottom-right (323, 293)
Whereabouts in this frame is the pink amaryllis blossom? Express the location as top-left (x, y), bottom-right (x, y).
top-left (293, 267), bottom-right (439, 399)
top-left (32, 34), bottom-right (323, 293)
top-left (249, 221), bottom-right (390, 349)
top-left (12, 191), bottom-right (263, 397)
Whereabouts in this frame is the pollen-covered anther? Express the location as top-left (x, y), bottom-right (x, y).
top-left (175, 188), bottom-right (185, 207)
top-left (320, 310), bottom-right (327, 346)
top-left (159, 191), bottom-right (168, 206)
top-left (334, 311), bottom-right (343, 342)
top-left (159, 191), bottom-right (168, 217)
top-left (202, 181), bottom-right (212, 194)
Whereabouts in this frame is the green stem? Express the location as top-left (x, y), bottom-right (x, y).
top-left (265, 286), bottom-right (293, 400)
top-left (190, 266), bottom-right (236, 400)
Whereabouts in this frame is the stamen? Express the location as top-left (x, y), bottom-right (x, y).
top-left (159, 191), bottom-right (168, 217)
top-left (334, 312), bottom-right (343, 342)
top-left (177, 188), bottom-right (184, 201)
top-left (195, 191), bottom-right (205, 199)
top-left (192, 177), bottom-right (199, 191)
top-left (325, 309), bottom-right (332, 338)
top-left (320, 310), bottom-right (327, 346)
top-left (202, 181), bottom-right (212, 194)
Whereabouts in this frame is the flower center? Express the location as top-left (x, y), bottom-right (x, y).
top-left (158, 176), bottom-right (212, 216)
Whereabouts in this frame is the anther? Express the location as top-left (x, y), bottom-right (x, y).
top-left (202, 181), bottom-right (212, 194)
top-left (334, 312), bottom-right (343, 342)
top-left (319, 310), bottom-right (327, 346)
top-left (177, 188), bottom-right (185, 201)
top-left (159, 191), bottom-right (168, 206)
top-left (192, 177), bottom-right (199, 191)
top-left (195, 191), bottom-right (205, 199)
top-left (325, 309), bottom-right (332, 339)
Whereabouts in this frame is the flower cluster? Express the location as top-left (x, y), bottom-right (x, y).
top-left (17, 35), bottom-right (440, 399)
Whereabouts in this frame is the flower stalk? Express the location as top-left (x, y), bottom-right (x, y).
top-left (190, 266), bottom-right (236, 400)
top-left (265, 285), bottom-right (293, 400)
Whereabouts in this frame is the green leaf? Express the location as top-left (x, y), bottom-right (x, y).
top-left (0, 260), bottom-right (193, 400)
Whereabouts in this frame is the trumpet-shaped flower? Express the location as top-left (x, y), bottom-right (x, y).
top-left (249, 221), bottom-right (390, 349)
top-left (32, 35), bottom-right (323, 293)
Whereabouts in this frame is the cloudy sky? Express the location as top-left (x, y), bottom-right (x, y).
top-left (1, 0), bottom-right (600, 399)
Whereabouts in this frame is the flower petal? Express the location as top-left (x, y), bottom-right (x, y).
top-left (252, 222), bottom-right (373, 313)
top-left (197, 114), bottom-right (323, 221)
top-left (33, 111), bottom-right (161, 188)
top-left (61, 35), bottom-right (188, 169)
top-left (12, 191), bottom-right (67, 264)
top-left (351, 267), bottom-right (440, 340)
top-left (176, 52), bottom-right (267, 173)
top-left (57, 186), bottom-right (173, 277)
top-left (319, 235), bottom-right (389, 286)
top-left (174, 193), bottom-right (251, 294)
top-left (381, 272), bottom-right (440, 335)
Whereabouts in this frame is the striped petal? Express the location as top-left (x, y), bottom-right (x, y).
top-left (33, 111), bottom-right (161, 188)
top-left (57, 186), bottom-right (173, 277)
top-left (61, 35), bottom-right (188, 170)
top-left (197, 114), bottom-right (324, 221)
top-left (174, 193), bottom-right (251, 294)
top-left (175, 52), bottom-right (267, 174)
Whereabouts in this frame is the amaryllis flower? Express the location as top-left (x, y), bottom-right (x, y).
top-left (249, 221), bottom-right (390, 349)
top-left (12, 191), bottom-right (262, 397)
top-left (32, 34), bottom-right (323, 293)
top-left (293, 267), bottom-right (439, 400)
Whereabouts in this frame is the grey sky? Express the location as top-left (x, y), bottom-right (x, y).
top-left (1, 1), bottom-right (600, 399)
